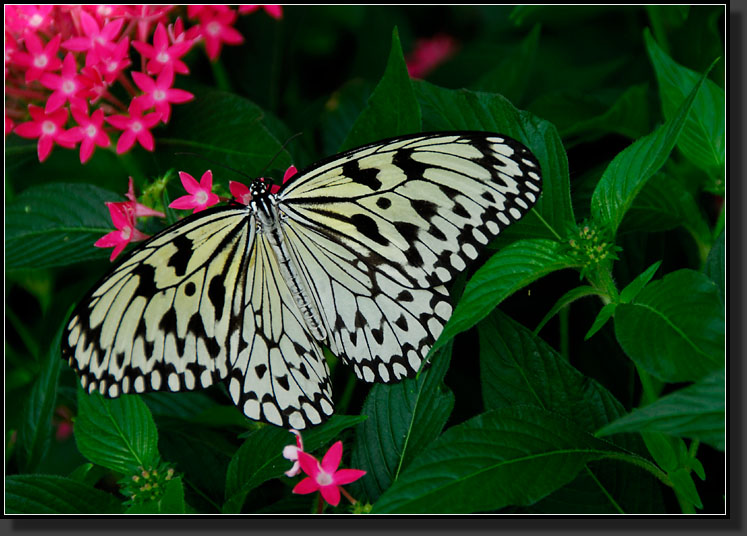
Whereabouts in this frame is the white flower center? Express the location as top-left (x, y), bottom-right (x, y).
top-left (98, 6), bottom-right (112, 16)
top-left (41, 120), bottom-right (56, 135)
top-left (156, 51), bottom-right (170, 64)
top-left (131, 121), bottom-right (142, 133)
top-left (315, 471), bottom-right (333, 487)
top-left (29, 14), bottom-right (43, 28)
top-left (206, 21), bottom-right (221, 36)
top-left (62, 80), bottom-right (76, 94)
top-left (96, 35), bottom-right (107, 46)
top-left (121, 226), bottom-right (132, 240)
top-left (195, 191), bottom-right (208, 205)
top-left (153, 89), bottom-right (166, 101)
top-left (33, 54), bottom-right (48, 68)
top-left (85, 124), bottom-right (97, 138)
top-left (107, 61), bottom-right (118, 72)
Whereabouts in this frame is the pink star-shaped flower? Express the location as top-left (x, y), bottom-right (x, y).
top-left (239, 5), bottom-right (283, 20)
top-left (14, 104), bottom-right (75, 162)
top-left (94, 201), bottom-right (149, 261)
top-left (78, 65), bottom-right (107, 104)
top-left (292, 441), bottom-right (366, 507)
top-left (62, 10), bottom-right (124, 68)
top-left (15, 5), bottom-right (55, 33)
top-left (14, 31), bottom-right (62, 83)
top-left (131, 64), bottom-right (194, 123)
top-left (169, 170), bottom-right (220, 213)
top-left (105, 101), bottom-right (161, 154)
top-left (39, 52), bottom-right (87, 113)
top-left (230, 165), bottom-right (297, 204)
top-left (125, 176), bottom-right (166, 218)
top-left (195, 9), bottom-right (244, 61)
top-left (97, 36), bottom-right (131, 84)
top-left (57, 107), bottom-right (110, 163)
top-left (132, 22), bottom-right (193, 75)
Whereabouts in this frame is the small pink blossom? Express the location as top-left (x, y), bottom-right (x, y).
top-left (269, 165), bottom-right (298, 194)
top-left (77, 65), bottom-right (107, 104)
top-left (62, 10), bottom-right (124, 68)
top-left (239, 5), bottom-right (283, 19)
top-left (406, 34), bottom-right (458, 79)
top-left (98, 37), bottom-right (132, 84)
top-left (292, 441), bottom-right (366, 507)
top-left (6, 115), bottom-right (15, 135)
top-left (14, 104), bottom-right (75, 162)
top-left (169, 170), bottom-right (220, 213)
top-left (14, 31), bottom-right (62, 83)
top-left (94, 201), bottom-right (149, 261)
top-left (39, 53), bottom-right (87, 113)
top-left (53, 405), bottom-right (73, 441)
top-left (57, 107), bottom-right (110, 163)
top-left (229, 181), bottom-right (253, 205)
top-left (282, 429), bottom-right (305, 477)
top-left (132, 22), bottom-right (193, 75)
top-left (131, 64), bottom-right (194, 123)
top-left (11, 5), bottom-right (55, 33)
top-left (194, 9), bottom-right (244, 61)
top-left (105, 101), bottom-right (161, 154)
top-left (125, 176), bottom-right (166, 218)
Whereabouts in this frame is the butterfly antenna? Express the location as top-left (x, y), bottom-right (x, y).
top-left (173, 152), bottom-right (253, 180)
top-left (258, 132), bottom-right (303, 176)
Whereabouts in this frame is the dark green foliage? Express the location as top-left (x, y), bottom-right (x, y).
top-left (6, 6), bottom-right (725, 514)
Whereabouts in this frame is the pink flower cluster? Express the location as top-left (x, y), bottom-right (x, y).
top-left (95, 163), bottom-right (296, 260)
top-left (5, 5), bottom-right (283, 163)
top-left (406, 33), bottom-right (458, 79)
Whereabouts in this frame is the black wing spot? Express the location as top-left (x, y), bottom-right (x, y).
top-left (184, 282), bottom-right (196, 296)
top-left (395, 314), bottom-right (408, 331)
top-left (344, 159), bottom-right (382, 191)
top-left (397, 290), bottom-right (414, 302)
top-left (376, 197), bottom-right (392, 210)
top-left (276, 374), bottom-right (290, 391)
top-left (208, 275), bottom-right (225, 317)
top-left (350, 213), bottom-right (389, 246)
top-left (255, 364), bottom-right (267, 379)
top-left (411, 199), bottom-right (438, 221)
top-left (168, 234), bottom-right (194, 277)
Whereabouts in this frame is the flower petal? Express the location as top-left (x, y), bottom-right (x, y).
top-left (319, 484), bottom-right (341, 507)
top-left (321, 441), bottom-right (343, 474)
top-left (297, 450), bottom-right (321, 479)
top-left (292, 476), bottom-right (320, 495)
top-left (331, 468), bottom-right (367, 486)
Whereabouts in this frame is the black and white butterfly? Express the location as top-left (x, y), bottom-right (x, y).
top-left (62, 131), bottom-right (542, 429)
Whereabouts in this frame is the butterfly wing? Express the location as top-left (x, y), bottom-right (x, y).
top-left (63, 203), bottom-right (334, 429)
top-left (276, 131), bottom-right (541, 381)
top-left (229, 230), bottom-right (334, 429)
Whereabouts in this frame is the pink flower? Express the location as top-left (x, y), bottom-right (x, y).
top-left (132, 22), bottom-right (193, 75)
top-left (14, 105), bottom-right (75, 162)
top-left (268, 165), bottom-right (298, 194)
top-left (97, 36), bottom-right (132, 84)
top-left (53, 405), bottom-right (73, 441)
top-left (131, 64), bottom-right (194, 123)
top-left (292, 441), bottom-right (366, 507)
top-left (406, 34), bottom-right (458, 79)
top-left (105, 101), bottom-right (161, 154)
top-left (77, 65), bottom-right (107, 104)
top-left (125, 176), bottom-right (166, 218)
top-left (229, 181), bottom-right (253, 205)
top-left (14, 5), bottom-right (55, 33)
top-left (194, 9), bottom-right (244, 61)
top-left (282, 429), bottom-right (305, 477)
top-left (57, 107), bottom-right (110, 163)
top-left (5, 116), bottom-right (14, 136)
top-left (62, 10), bottom-right (124, 67)
top-left (39, 52), bottom-right (87, 113)
top-left (94, 201), bottom-right (149, 261)
top-left (13, 31), bottom-right (62, 83)
top-left (169, 170), bottom-right (220, 213)
top-left (239, 5), bottom-right (284, 19)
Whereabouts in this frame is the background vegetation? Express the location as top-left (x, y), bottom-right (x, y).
top-left (6, 5), bottom-right (725, 514)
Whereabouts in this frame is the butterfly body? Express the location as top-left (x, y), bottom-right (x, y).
top-left (63, 131), bottom-right (542, 429)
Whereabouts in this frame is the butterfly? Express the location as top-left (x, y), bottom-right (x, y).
top-left (62, 131), bottom-right (542, 429)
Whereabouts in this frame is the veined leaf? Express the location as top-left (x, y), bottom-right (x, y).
top-left (6, 474), bottom-right (122, 514)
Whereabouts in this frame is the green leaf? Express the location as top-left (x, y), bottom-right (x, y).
top-left (341, 28), bottom-right (421, 150)
top-left (432, 239), bottom-right (575, 354)
top-left (415, 81), bottom-right (574, 237)
top-left (156, 85), bottom-right (293, 181)
top-left (16, 325), bottom-right (63, 473)
top-left (371, 406), bottom-right (629, 514)
top-left (619, 261), bottom-right (662, 303)
top-left (704, 230), bottom-right (725, 303)
top-left (584, 302), bottom-right (617, 341)
top-left (350, 343), bottom-right (454, 503)
top-left (223, 415), bottom-right (366, 513)
top-left (158, 476), bottom-right (186, 514)
top-left (6, 474), bottom-right (122, 514)
top-left (597, 368), bottom-right (725, 451)
top-left (5, 183), bottom-right (120, 270)
top-left (534, 285), bottom-right (601, 335)
top-left (74, 390), bottom-right (159, 475)
top-left (614, 269), bottom-right (725, 382)
top-left (644, 29), bottom-right (725, 187)
top-left (669, 468), bottom-right (703, 510)
top-left (590, 67), bottom-right (708, 235)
